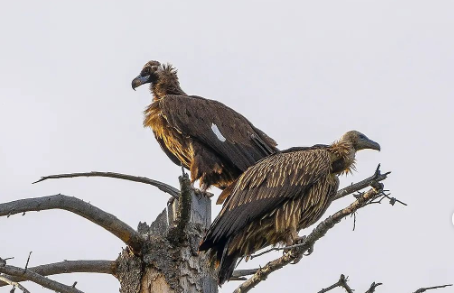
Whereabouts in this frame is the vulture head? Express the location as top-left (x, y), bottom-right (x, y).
top-left (340, 130), bottom-right (381, 152)
top-left (132, 60), bottom-right (162, 90)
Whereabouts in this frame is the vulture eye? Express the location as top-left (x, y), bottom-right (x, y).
top-left (358, 134), bottom-right (366, 139)
top-left (142, 67), bottom-right (150, 75)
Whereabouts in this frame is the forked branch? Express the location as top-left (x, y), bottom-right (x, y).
top-left (318, 274), bottom-right (355, 293)
top-left (33, 171), bottom-right (180, 198)
top-left (0, 260), bottom-right (116, 287)
top-left (0, 194), bottom-right (143, 253)
top-left (334, 164), bottom-right (390, 201)
top-left (316, 274), bottom-right (451, 293)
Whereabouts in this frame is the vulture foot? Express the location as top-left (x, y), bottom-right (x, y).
top-left (288, 235), bottom-right (314, 264)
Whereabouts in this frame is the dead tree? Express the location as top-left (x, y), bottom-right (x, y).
top-left (0, 166), bottom-right (451, 293)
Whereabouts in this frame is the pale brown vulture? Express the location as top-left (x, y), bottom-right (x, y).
top-left (199, 130), bottom-right (380, 284)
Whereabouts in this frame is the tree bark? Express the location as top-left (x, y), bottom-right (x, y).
top-left (115, 175), bottom-right (217, 293)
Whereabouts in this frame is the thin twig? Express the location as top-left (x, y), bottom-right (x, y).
top-left (352, 212), bottom-right (357, 231)
top-left (413, 284), bottom-right (452, 293)
top-left (250, 239), bottom-right (314, 260)
top-left (0, 276), bottom-right (30, 293)
top-left (334, 164), bottom-right (390, 201)
top-left (383, 194), bottom-right (407, 206)
top-left (234, 185), bottom-right (384, 293)
top-left (0, 264), bottom-right (83, 293)
top-left (0, 194), bottom-right (143, 254)
top-left (24, 251), bottom-right (32, 272)
top-left (32, 171), bottom-right (180, 199)
top-left (250, 248), bottom-right (275, 260)
top-left (0, 260), bottom-right (116, 287)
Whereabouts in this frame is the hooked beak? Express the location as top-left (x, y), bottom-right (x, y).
top-left (131, 75), bottom-right (151, 91)
top-left (365, 139), bottom-right (381, 151)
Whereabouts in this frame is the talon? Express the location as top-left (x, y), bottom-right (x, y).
top-left (295, 235), bottom-right (307, 243)
top-left (290, 254), bottom-right (303, 264)
top-left (304, 245), bottom-right (314, 256)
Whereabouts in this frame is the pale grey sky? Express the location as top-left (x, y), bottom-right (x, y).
top-left (1, 1), bottom-right (453, 292)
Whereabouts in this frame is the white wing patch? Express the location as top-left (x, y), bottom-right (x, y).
top-left (211, 123), bottom-right (226, 142)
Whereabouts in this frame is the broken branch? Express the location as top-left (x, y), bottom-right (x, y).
top-left (318, 274), bottom-right (353, 293)
top-left (230, 269), bottom-right (258, 281)
top-left (167, 174), bottom-right (192, 244)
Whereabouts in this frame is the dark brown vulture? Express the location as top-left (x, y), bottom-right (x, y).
top-left (132, 60), bottom-right (278, 195)
top-left (199, 130), bottom-right (380, 284)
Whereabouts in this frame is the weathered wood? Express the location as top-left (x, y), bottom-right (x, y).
top-left (116, 176), bottom-right (217, 293)
top-left (149, 209), bottom-right (169, 236)
top-left (168, 189), bottom-right (211, 229)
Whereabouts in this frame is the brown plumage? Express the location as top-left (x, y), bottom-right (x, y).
top-left (132, 61), bottom-right (278, 194)
top-left (199, 130), bottom-right (380, 284)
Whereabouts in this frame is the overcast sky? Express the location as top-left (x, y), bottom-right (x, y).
top-left (1, 1), bottom-right (453, 292)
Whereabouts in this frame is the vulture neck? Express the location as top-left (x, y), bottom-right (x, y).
top-left (329, 141), bottom-right (356, 176)
top-left (151, 71), bottom-right (186, 101)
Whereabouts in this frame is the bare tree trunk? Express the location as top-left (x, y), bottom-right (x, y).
top-left (115, 175), bottom-right (218, 293)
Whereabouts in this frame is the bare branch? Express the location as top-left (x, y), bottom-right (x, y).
top-left (317, 274), bottom-right (353, 293)
top-left (0, 260), bottom-right (116, 287)
top-left (413, 284), bottom-right (452, 293)
top-left (32, 171), bottom-right (180, 199)
top-left (0, 276), bottom-right (30, 293)
top-left (0, 194), bottom-right (143, 254)
top-left (0, 264), bottom-right (83, 293)
top-left (234, 184), bottom-right (384, 293)
top-left (334, 164), bottom-right (390, 201)
top-left (364, 281), bottom-right (383, 293)
top-left (315, 275), bottom-right (450, 293)
top-left (230, 269), bottom-right (258, 281)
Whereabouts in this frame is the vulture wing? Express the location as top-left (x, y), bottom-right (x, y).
top-left (159, 95), bottom-right (278, 172)
top-left (200, 148), bottom-right (332, 249)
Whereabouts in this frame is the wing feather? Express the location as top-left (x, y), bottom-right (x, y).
top-left (203, 148), bottom-right (332, 245)
top-left (154, 134), bottom-right (182, 166)
top-left (159, 95), bottom-right (278, 171)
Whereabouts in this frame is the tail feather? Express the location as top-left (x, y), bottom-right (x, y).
top-left (218, 252), bottom-right (239, 285)
top-left (199, 237), bottom-right (239, 285)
